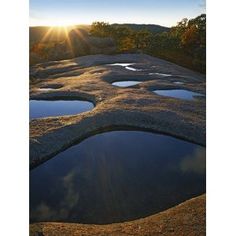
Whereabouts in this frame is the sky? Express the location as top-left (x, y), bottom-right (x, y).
top-left (30, 0), bottom-right (205, 27)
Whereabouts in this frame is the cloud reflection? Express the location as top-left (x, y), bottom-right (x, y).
top-left (180, 147), bottom-right (206, 174)
top-left (31, 169), bottom-right (80, 221)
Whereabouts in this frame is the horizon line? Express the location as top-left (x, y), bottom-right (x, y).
top-left (29, 22), bottom-right (173, 28)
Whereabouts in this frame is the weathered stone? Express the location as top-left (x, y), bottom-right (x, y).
top-left (30, 53), bottom-right (205, 170)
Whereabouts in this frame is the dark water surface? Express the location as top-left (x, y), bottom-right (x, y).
top-left (30, 100), bottom-right (94, 119)
top-left (153, 89), bottom-right (204, 100)
top-left (30, 131), bottom-right (206, 224)
top-left (112, 81), bottom-right (142, 87)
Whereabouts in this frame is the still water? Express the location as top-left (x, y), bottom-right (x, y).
top-left (173, 81), bottom-right (184, 85)
top-left (108, 63), bottom-right (134, 67)
top-left (108, 63), bottom-right (142, 71)
top-left (38, 88), bottom-right (56, 91)
top-left (149, 72), bottom-right (172, 77)
top-left (30, 131), bottom-right (206, 224)
top-left (153, 89), bottom-right (204, 100)
top-left (112, 81), bottom-right (142, 87)
top-left (30, 100), bottom-right (94, 119)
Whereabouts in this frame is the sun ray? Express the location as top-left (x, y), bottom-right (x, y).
top-left (40, 27), bottom-right (54, 43)
top-left (73, 28), bottom-right (90, 48)
top-left (63, 26), bottom-right (75, 57)
top-left (36, 24), bottom-right (91, 59)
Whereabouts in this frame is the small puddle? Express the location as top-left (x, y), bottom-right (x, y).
top-left (108, 63), bottom-right (142, 72)
top-left (153, 89), bottom-right (204, 100)
top-left (30, 100), bottom-right (94, 119)
top-left (38, 88), bottom-right (56, 92)
top-left (30, 130), bottom-right (205, 224)
top-left (112, 81), bottom-right (142, 87)
top-left (125, 66), bottom-right (142, 71)
top-left (149, 72), bottom-right (172, 77)
top-left (109, 63), bottom-right (134, 67)
top-left (173, 81), bottom-right (184, 85)
top-left (38, 84), bottom-right (63, 91)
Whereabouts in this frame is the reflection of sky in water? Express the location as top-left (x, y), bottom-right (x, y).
top-left (149, 72), bottom-right (172, 77)
top-left (153, 89), bottom-right (204, 101)
top-left (107, 63), bottom-right (142, 71)
top-left (125, 66), bottom-right (142, 71)
top-left (30, 131), bottom-right (206, 224)
top-left (37, 88), bottom-right (56, 91)
top-left (180, 147), bottom-right (206, 174)
top-left (30, 100), bottom-right (94, 119)
top-left (108, 63), bottom-right (134, 67)
top-left (112, 81), bottom-right (142, 87)
top-left (173, 81), bottom-right (184, 85)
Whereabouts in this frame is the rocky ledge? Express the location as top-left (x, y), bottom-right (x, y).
top-left (30, 53), bottom-right (206, 235)
top-left (30, 53), bottom-right (205, 169)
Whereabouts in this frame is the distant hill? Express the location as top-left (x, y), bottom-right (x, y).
top-left (30, 23), bottom-right (169, 44)
top-left (29, 26), bottom-right (116, 65)
top-left (29, 23), bottom-right (169, 65)
top-left (112, 23), bottom-right (170, 33)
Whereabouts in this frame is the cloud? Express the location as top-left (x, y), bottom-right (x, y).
top-left (31, 202), bottom-right (57, 221)
top-left (180, 147), bottom-right (206, 174)
top-left (31, 169), bottom-right (80, 221)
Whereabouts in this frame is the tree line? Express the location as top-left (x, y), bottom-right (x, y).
top-left (90, 14), bottom-right (206, 73)
top-left (30, 14), bottom-right (206, 73)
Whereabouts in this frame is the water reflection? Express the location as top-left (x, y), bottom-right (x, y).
top-left (30, 131), bottom-right (206, 224)
top-left (149, 72), bottom-right (172, 77)
top-left (108, 63), bottom-right (142, 71)
top-left (109, 63), bottom-right (134, 67)
top-left (112, 81), bottom-right (142, 87)
top-left (153, 89), bottom-right (204, 100)
top-left (30, 100), bottom-right (94, 119)
top-left (37, 88), bottom-right (56, 91)
top-left (180, 147), bottom-right (206, 174)
top-left (173, 81), bottom-right (184, 85)
top-left (125, 66), bottom-right (142, 71)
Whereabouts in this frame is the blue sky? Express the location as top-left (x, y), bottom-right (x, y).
top-left (30, 0), bottom-right (205, 27)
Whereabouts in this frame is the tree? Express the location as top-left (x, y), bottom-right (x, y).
top-left (134, 30), bottom-right (152, 49)
top-left (90, 22), bottom-right (112, 37)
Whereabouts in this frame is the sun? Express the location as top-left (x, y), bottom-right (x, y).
top-left (38, 23), bottom-right (79, 57)
top-left (33, 17), bottom-right (87, 57)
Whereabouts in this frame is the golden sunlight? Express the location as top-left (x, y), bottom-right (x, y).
top-left (40, 25), bottom-right (72, 42)
top-left (38, 24), bottom-right (84, 57)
